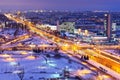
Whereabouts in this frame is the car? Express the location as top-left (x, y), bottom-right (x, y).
top-left (99, 67), bottom-right (107, 72)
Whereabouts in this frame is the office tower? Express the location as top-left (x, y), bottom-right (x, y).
top-left (104, 13), bottom-right (112, 41)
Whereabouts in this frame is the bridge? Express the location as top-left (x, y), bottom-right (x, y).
top-left (4, 13), bottom-right (120, 79)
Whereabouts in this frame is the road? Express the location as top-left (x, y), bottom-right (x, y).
top-left (4, 13), bottom-right (120, 79)
top-left (0, 34), bottom-right (31, 49)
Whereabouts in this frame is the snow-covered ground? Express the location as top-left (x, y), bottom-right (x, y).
top-left (104, 50), bottom-right (120, 58)
top-left (0, 27), bottom-right (114, 80)
top-left (21, 36), bottom-right (52, 45)
top-left (0, 34), bottom-right (55, 50)
top-left (0, 28), bottom-right (27, 39)
top-left (0, 51), bottom-right (97, 80)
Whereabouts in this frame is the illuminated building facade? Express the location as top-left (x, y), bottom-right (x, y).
top-left (104, 13), bottom-right (112, 41)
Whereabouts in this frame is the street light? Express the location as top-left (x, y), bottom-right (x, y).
top-left (85, 30), bottom-right (88, 36)
top-left (78, 29), bottom-right (81, 35)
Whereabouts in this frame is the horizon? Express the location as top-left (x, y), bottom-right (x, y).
top-left (0, 0), bottom-right (120, 12)
top-left (1, 9), bottom-right (120, 13)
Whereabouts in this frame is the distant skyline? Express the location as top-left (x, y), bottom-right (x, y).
top-left (0, 0), bottom-right (120, 11)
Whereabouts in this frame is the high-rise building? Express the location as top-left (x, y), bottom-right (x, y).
top-left (104, 13), bottom-right (112, 41)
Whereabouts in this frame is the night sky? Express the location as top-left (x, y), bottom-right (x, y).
top-left (0, 0), bottom-right (120, 11)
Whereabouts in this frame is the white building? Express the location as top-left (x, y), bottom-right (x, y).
top-left (36, 24), bottom-right (57, 30)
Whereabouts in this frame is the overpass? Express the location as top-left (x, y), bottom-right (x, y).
top-left (0, 44), bottom-right (58, 51)
top-left (4, 13), bottom-right (120, 79)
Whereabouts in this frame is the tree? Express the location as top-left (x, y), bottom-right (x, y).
top-left (16, 64), bottom-right (24, 80)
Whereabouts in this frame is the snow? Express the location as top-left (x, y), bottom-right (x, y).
top-left (87, 60), bottom-right (120, 80)
top-left (0, 28), bottom-right (27, 40)
top-left (0, 26), bottom-right (115, 80)
top-left (0, 50), bottom-right (97, 80)
top-left (60, 50), bottom-right (116, 80)
top-left (21, 36), bottom-right (52, 45)
top-left (104, 50), bottom-right (120, 58)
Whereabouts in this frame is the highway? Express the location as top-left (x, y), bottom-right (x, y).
top-left (0, 34), bottom-right (31, 49)
top-left (4, 13), bottom-right (120, 79)
top-left (94, 48), bottom-right (120, 62)
top-left (95, 45), bottom-right (120, 49)
top-left (83, 49), bottom-right (120, 73)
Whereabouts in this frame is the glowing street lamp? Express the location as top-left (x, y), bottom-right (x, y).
top-left (78, 29), bottom-right (81, 34)
top-left (1, 54), bottom-right (11, 58)
top-left (25, 55), bottom-right (35, 60)
top-left (21, 51), bottom-right (28, 55)
top-left (84, 30), bottom-right (88, 36)
top-left (5, 57), bottom-right (15, 62)
top-left (72, 45), bottom-right (78, 54)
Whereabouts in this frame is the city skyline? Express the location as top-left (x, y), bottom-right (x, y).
top-left (0, 2), bottom-right (120, 79)
top-left (0, 0), bottom-right (120, 11)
